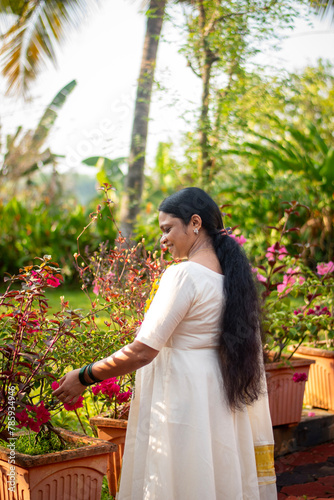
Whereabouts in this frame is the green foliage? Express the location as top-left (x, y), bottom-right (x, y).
top-left (0, 196), bottom-right (117, 281)
top-left (6, 432), bottom-right (67, 456)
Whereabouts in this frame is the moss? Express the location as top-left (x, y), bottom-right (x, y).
top-left (0, 432), bottom-right (84, 456)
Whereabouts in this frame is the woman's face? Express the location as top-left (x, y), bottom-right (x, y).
top-left (159, 211), bottom-right (194, 259)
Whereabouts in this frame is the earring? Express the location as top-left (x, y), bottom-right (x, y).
top-left (194, 228), bottom-right (199, 235)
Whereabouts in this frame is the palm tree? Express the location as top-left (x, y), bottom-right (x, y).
top-left (120, 0), bottom-right (167, 237)
top-left (0, 0), bottom-right (96, 96)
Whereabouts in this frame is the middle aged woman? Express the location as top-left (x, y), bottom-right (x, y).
top-left (53, 187), bottom-right (277, 500)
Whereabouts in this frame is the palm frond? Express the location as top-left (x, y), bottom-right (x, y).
top-left (0, 0), bottom-right (99, 96)
top-left (311, 0), bottom-right (334, 22)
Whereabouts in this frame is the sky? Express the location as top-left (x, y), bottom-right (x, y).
top-left (0, 0), bottom-right (333, 174)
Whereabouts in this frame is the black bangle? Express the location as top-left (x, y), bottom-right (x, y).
top-left (78, 365), bottom-right (95, 386)
top-left (87, 362), bottom-right (103, 383)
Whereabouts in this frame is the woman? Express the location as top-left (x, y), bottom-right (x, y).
top-left (53, 187), bottom-right (277, 500)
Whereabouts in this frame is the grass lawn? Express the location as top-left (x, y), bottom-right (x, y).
top-left (45, 285), bottom-right (92, 314)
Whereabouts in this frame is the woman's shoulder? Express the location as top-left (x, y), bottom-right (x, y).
top-left (162, 261), bottom-right (222, 282)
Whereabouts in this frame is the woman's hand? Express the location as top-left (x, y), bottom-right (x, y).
top-left (52, 369), bottom-right (86, 404)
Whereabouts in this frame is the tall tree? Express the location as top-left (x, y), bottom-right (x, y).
top-left (180, 0), bottom-right (334, 184)
top-left (120, 0), bottom-right (167, 237)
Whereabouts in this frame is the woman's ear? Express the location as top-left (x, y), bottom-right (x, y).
top-left (191, 214), bottom-right (202, 230)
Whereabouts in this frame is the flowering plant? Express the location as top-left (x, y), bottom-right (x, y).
top-left (0, 256), bottom-right (90, 446)
top-left (0, 187), bottom-right (166, 449)
top-left (231, 201), bottom-right (333, 362)
top-left (91, 377), bottom-right (132, 419)
top-left (252, 202), bottom-right (334, 361)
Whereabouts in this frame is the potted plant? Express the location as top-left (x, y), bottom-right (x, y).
top-left (244, 201), bottom-right (319, 426)
top-left (89, 376), bottom-right (132, 497)
top-left (287, 261), bottom-right (334, 410)
top-left (0, 257), bottom-right (116, 499)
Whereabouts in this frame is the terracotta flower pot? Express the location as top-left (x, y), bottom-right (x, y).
top-left (265, 357), bottom-right (315, 426)
top-left (291, 345), bottom-right (334, 411)
top-left (0, 428), bottom-right (116, 500)
top-left (90, 415), bottom-right (127, 497)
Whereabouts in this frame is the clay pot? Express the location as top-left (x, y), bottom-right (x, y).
top-left (265, 357), bottom-right (315, 426)
top-left (0, 428), bottom-right (116, 500)
top-left (90, 415), bottom-right (127, 497)
top-left (291, 345), bottom-right (334, 411)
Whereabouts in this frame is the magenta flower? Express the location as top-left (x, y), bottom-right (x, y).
top-left (116, 390), bottom-right (132, 403)
top-left (266, 244), bottom-right (288, 262)
top-left (35, 401), bottom-right (51, 424)
top-left (51, 381), bottom-right (60, 390)
top-left (16, 402), bottom-right (51, 433)
top-left (16, 409), bottom-right (29, 428)
top-left (46, 275), bottom-right (61, 287)
top-left (317, 261), bottom-right (334, 276)
top-left (306, 305), bottom-right (331, 317)
top-left (92, 385), bottom-right (101, 395)
top-left (293, 372), bottom-right (308, 383)
top-left (64, 396), bottom-right (84, 411)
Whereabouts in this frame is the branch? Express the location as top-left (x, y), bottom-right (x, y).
top-left (186, 57), bottom-right (201, 78)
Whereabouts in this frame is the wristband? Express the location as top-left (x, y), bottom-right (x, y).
top-left (87, 362), bottom-right (103, 383)
top-left (78, 365), bottom-right (95, 386)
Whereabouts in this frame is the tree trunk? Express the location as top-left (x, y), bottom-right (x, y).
top-left (120, 0), bottom-right (167, 238)
top-left (197, 0), bottom-right (215, 182)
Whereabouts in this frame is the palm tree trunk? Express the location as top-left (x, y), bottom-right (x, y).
top-left (120, 0), bottom-right (167, 238)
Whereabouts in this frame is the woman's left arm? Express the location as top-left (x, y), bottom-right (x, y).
top-left (52, 340), bottom-right (158, 404)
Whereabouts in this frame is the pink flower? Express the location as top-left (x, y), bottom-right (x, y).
top-left (46, 275), bottom-right (61, 288)
top-left (64, 396), bottom-right (84, 411)
top-left (317, 261), bottom-right (334, 276)
top-left (308, 411), bottom-right (316, 417)
top-left (277, 267), bottom-right (305, 295)
top-left (116, 390), bottom-right (132, 403)
top-left (251, 267), bottom-right (266, 283)
top-left (293, 372), bottom-right (308, 383)
top-left (51, 381), bottom-right (60, 390)
top-left (230, 234), bottom-right (247, 246)
top-left (266, 244), bottom-right (288, 262)
top-left (31, 271), bottom-right (42, 283)
top-left (93, 283), bottom-right (100, 295)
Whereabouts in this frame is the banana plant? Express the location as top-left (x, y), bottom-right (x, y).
top-left (1, 79), bottom-right (77, 186)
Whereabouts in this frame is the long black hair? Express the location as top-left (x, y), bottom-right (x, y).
top-left (159, 187), bottom-right (263, 410)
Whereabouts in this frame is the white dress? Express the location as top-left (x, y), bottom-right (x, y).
top-left (118, 262), bottom-right (277, 500)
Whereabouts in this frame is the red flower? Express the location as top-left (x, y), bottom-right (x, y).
top-left (293, 372), bottom-right (308, 383)
top-left (64, 396), bottom-right (84, 411)
top-left (16, 409), bottom-right (29, 428)
top-left (116, 390), bottom-right (132, 403)
top-left (35, 401), bottom-right (51, 424)
top-left (46, 275), bottom-right (61, 288)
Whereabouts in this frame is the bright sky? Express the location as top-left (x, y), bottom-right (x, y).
top-left (1, 0), bottom-right (333, 173)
